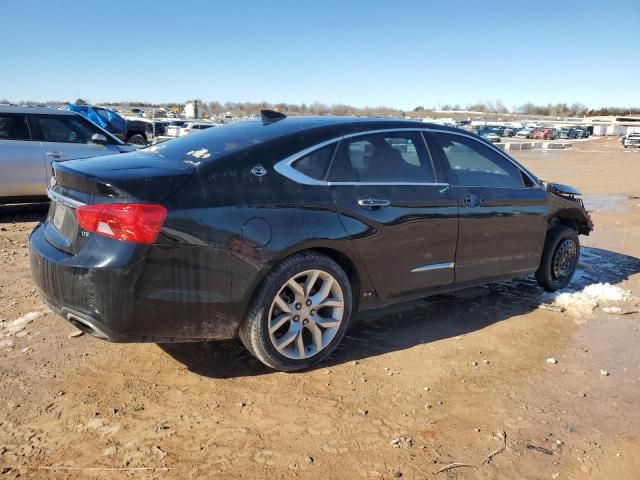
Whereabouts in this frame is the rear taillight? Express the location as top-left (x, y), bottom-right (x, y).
top-left (76, 203), bottom-right (167, 244)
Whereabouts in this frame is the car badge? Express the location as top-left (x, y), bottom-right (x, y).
top-left (251, 165), bottom-right (267, 177)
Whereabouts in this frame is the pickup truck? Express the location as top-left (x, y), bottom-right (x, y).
top-left (67, 104), bottom-right (153, 145)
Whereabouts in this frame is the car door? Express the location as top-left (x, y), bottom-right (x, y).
top-left (0, 113), bottom-right (46, 197)
top-left (328, 130), bottom-right (459, 300)
top-left (426, 131), bottom-right (548, 284)
top-left (28, 114), bottom-right (123, 180)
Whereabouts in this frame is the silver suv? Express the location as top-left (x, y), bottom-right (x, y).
top-left (0, 106), bottom-right (138, 203)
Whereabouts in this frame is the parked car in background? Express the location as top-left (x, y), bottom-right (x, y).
top-left (30, 112), bottom-right (593, 371)
top-left (502, 127), bottom-right (515, 137)
top-left (623, 133), bottom-right (640, 148)
top-left (166, 120), bottom-right (188, 137)
top-left (531, 128), bottom-right (555, 140)
top-left (68, 104), bottom-right (151, 145)
top-left (515, 128), bottom-right (533, 138)
top-left (483, 131), bottom-right (501, 143)
top-left (179, 122), bottom-right (216, 136)
top-left (0, 106), bottom-right (137, 203)
top-left (478, 127), bottom-right (502, 143)
top-left (573, 127), bottom-right (589, 139)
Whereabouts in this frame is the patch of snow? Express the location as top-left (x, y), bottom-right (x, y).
top-left (3, 311), bottom-right (45, 335)
top-left (544, 283), bottom-right (631, 317)
top-left (602, 306), bottom-right (622, 314)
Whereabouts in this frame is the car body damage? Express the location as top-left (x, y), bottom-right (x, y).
top-left (544, 181), bottom-right (593, 235)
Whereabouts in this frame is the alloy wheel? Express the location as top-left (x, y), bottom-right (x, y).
top-left (267, 269), bottom-right (345, 360)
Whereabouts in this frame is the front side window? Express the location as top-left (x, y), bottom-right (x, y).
top-left (34, 115), bottom-right (101, 144)
top-left (0, 114), bottom-right (31, 140)
top-left (430, 133), bottom-right (524, 188)
top-left (292, 143), bottom-right (337, 181)
top-left (329, 131), bottom-right (435, 183)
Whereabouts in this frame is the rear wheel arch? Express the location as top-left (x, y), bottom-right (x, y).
top-left (245, 246), bottom-right (362, 318)
top-left (238, 249), bottom-right (355, 370)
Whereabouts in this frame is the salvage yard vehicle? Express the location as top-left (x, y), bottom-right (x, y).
top-left (531, 128), bottom-right (555, 140)
top-left (624, 133), bottom-right (640, 148)
top-left (165, 120), bottom-right (188, 137)
top-left (515, 128), bottom-right (533, 138)
top-left (29, 112), bottom-right (593, 371)
top-left (179, 121), bottom-right (216, 136)
top-left (0, 106), bottom-right (137, 204)
top-left (68, 104), bottom-right (152, 145)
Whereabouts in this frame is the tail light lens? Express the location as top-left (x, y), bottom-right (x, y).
top-left (76, 203), bottom-right (167, 244)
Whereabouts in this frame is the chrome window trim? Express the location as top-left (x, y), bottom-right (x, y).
top-left (327, 181), bottom-right (450, 187)
top-left (273, 137), bottom-right (342, 186)
top-left (273, 127), bottom-right (540, 189)
top-left (47, 188), bottom-right (85, 208)
top-left (411, 262), bottom-right (455, 273)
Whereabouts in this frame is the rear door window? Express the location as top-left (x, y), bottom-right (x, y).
top-left (429, 133), bottom-right (524, 188)
top-left (329, 131), bottom-right (436, 183)
top-left (0, 114), bottom-right (31, 140)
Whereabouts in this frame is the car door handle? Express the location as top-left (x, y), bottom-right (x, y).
top-left (358, 198), bottom-right (391, 209)
top-left (46, 151), bottom-right (67, 159)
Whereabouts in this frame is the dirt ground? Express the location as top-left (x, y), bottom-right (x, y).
top-left (1, 137), bottom-right (639, 479)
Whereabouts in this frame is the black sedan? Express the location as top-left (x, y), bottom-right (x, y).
top-left (29, 111), bottom-right (593, 371)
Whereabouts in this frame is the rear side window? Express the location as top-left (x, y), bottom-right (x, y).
top-left (292, 143), bottom-right (337, 180)
top-left (430, 133), bottom-right (524, 188)
top-left (0, 115), bottom-right (31, 140)
top-left (329, 131), bottom-right (436, 183)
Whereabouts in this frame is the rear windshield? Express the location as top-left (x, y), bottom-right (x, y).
top-left (142, 119), bottom-right (311, 165)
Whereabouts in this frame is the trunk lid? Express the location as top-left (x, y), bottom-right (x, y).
top-left (45, 149), bottom-right (194, 254)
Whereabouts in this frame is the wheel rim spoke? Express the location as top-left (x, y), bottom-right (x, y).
top-left (274, 329), bottom-right (298, 352)
top-left (307, 322), bottom-right (324, 351)
top-left (312, 277), bottom-right (334, 304)
top-left (314, 317), bottom-right (341, 329)
top-left (304, 271), bottom-right (320, 297)
top-left (318, 299), bottom-right (344, 308)
top-left (295, 331), bottom-right (306, 359)
top-left (274, 295), bottom-right (292, 314)
top-left (269, 313), bottom-right (292, 334)
top-left (287, 278), bottom-right (305, 298)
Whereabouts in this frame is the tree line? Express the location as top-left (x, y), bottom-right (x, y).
top-left (2, 98), bottom-right (639, 118)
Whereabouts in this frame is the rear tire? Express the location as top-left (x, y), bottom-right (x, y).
top-left (239, 251), bottom-right (353, 371)
top-left (535, 225), bottom-right (580, 292)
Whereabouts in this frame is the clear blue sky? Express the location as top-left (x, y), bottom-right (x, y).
top-left (1, 0), bottom-right (638, 109)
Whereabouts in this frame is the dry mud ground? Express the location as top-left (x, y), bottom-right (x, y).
top-left (1, 137), bottom-right (639, 479)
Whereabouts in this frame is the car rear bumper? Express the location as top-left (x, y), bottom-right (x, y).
top-left (29, 223), bottom-right (243, 342)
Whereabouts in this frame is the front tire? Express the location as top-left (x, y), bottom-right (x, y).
top-left (535, 225), bottom-right (580, 291)
top-left (239, 252), bottom-right (353, 371)
top-left (127, 134), bottom-right (147, 146)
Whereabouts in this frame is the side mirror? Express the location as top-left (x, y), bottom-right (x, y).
top-left (91, 133), bottom-right (107, 145)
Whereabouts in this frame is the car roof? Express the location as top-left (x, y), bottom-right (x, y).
top-left (226, 115), bottom-right (461, 135)
top-left (0, 105), bottom-right (74, 115)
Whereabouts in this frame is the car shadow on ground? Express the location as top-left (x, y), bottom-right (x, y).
top-left (0, 203), bottom-right (49, 224)
top-left (159, 246), bottom-right (640, 379)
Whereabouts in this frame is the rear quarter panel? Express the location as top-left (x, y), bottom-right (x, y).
top-left (156, 150), bottom-right (371, 332)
